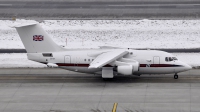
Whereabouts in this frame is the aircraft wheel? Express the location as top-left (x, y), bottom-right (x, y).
top-left (102, 78), bottom-right (107, 81)
top-left (174, 74), bottom-right (178, 79)
top-left (102, 78), bottom-right (113, 81)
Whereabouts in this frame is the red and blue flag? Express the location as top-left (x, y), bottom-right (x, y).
top-left (33, 35), bottom-right (44, 41)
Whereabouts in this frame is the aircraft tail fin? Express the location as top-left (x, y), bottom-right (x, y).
top-left (15, 23), bottom-right (65, 53)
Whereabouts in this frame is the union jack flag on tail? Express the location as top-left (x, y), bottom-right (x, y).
top-left (33, 35), bottom-right (44, 41)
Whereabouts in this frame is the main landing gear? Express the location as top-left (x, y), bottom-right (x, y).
top-left (174, 73), bottom-right (178, 79)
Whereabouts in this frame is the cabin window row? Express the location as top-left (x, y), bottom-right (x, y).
top-left (84, 59), bottom-right (94, 61)
top-left (42, 53), bottom-right (53, 57)
top-left (165, 57), bottom-right (178, 62)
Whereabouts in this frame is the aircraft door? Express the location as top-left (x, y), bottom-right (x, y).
top-left (153, 56), bottom-right (160, 64)
top-left (75, 57), bottom-right (79, 66)
top-left (64, 55), bottom-right (71, 63)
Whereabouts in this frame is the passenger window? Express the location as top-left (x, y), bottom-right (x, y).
top-left (88, 59), bottom-right (90, 61)
top-left (43, 53), bottom-right (53, 57)
top-left (84, 59), bottom-right (86, 61)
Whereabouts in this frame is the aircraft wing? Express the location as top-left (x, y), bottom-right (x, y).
top-left (99, 46), bottom-right (122, 49)
top-left (88, 50), bottom-right (129, 68)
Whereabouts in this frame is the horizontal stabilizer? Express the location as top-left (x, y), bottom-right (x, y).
top-left (13, 22), bottom-right (38, 28)
top-left (47, 63), bottom-right (58, 68)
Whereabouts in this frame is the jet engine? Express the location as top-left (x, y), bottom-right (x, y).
top-left (117, 62), bottom-right (139, 75)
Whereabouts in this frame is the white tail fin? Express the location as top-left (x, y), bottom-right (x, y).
top-left (15, 23), bottom-right (64, 53)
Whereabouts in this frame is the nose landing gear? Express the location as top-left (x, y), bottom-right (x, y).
top-left (174, 73), bottom-right (178, 79)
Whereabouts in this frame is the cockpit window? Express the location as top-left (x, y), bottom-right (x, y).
top-left (165, 57), bottom-right (178, 62)
top-left (169, 57), bottom-right (173, 61)
top-left (172, 57), bottom-right (178, 60)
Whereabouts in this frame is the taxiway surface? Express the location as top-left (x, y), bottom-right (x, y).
top-left (0, 68), bottom-right (199, 112)
top-left (1, 0), bottom-right (200, 19)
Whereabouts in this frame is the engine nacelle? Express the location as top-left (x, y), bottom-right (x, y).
top-left (117, 63), bottom-right (139, 75)
top-left (117, 65), bottom-right (133, 75)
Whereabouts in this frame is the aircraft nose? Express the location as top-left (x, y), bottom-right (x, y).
top-left (184, 64), bottom-right (192, 71)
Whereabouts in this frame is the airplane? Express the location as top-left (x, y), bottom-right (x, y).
top-left (14, 23), bottom-right (192, 79)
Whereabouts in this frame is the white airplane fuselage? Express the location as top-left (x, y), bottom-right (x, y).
top-left (14, 23), bottom-right (192, 79)
top-left (27, 49), bottom-right (191, 75)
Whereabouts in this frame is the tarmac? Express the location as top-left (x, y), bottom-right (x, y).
top-left (0, 0), bottom-right (200, 111)
top-left (0, 0), bottom-right (200, 19)
top-left (0, 68), bottom-right (199, 112)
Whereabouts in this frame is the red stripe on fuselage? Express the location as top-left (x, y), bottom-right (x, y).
top-left (56, 63), bottom-right (181, 67)
top-left (56, 63), bottom-right (112, 67)
top-left (57, 63), bottom-right (89, 67)
top-left (140, 64), bottom-right (182, 67)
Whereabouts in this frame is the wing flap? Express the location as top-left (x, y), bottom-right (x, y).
top-left (88, 50), bottom-right (128, 68)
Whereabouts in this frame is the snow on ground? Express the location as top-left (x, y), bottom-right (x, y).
top-left (1, 19), bottom-right (200, 68)
top-left (173, 53), bottom-right (200, 67)
top-left (0, 53), bottom-right (199, 68)
top-left (0, 53), bottom-right (46, 68)
top-left (1, 19), bottom-right (200, 49)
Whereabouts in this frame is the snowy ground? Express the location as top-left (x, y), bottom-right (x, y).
top-left (1, 19), bottom-right (200, 68)
top-left (0, 53), bottom-right (199, 68)
top-left (1, 19), bottom-right (200, 49)
top-left (0, 53), bottom-right (46, 68)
